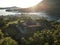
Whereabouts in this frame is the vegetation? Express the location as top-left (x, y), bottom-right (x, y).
top-left (0, 15), bottom-right (60, 45)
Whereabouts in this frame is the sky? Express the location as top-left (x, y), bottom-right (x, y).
top-left (0, 0), bottom-right (42, 8)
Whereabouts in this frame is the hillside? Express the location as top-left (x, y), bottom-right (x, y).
top-left (0, 15), bottom-right (60, 45)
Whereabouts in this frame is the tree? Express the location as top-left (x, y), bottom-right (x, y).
top-left (1, 37), bottom-right (18, 45)
top-left (0, 30), bottom-right (4, 39)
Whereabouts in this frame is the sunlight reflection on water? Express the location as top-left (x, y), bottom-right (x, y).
top-left (0, 9), bottom-right (47, 17)
top-left (0, 9), bottom-right (21, 16)
top-left (0, 9), bottom-right (59, 21)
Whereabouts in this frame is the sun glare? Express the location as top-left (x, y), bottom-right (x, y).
top-left (0, 0), bottom-right (43, 8)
